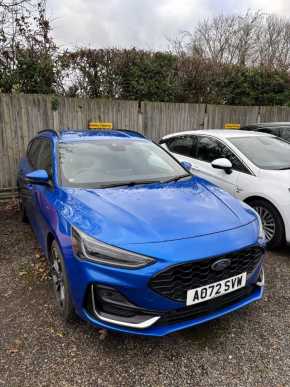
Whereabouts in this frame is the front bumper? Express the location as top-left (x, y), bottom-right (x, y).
top-left (80, 267), bottom-right (264, 336)
top-left (65, 246), bottom-right (265, 336)
top-left (61, 221), bottom-right (266, 336)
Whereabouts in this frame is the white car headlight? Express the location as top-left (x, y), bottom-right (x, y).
top-left (72, 227), bottom-right (155, 269)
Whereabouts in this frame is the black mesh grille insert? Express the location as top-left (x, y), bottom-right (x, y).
top-left (150, 246), bottom-right (264, 302)
top-left (158, 285), bottom-right (256, 325)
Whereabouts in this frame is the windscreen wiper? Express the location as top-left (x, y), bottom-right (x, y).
top-left (99, 175), bottom-right (191, 188)
top-left (100, 179), bottom-right (162, 188)
top-left (161, 174), bottom-right (191, 183)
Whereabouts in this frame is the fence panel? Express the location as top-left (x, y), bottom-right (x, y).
top-left (206, 105), bottom-right (260, 129)
top-left (2, 94), bottom-right (290, 196)
top-left (141, 102), bottom-right (206, 141)
top-left (259, 106), bottom-right (290, 122)
top-left (0, 95), bottom-right (139, 192)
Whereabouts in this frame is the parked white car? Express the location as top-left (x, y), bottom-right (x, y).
top-left (160, 129), bottom-right (290, 248)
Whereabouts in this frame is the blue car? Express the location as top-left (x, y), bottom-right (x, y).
top-left (17, 129), bottom-right (266, 336)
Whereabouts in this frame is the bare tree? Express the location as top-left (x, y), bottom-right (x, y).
top-left (171, 10), bottom-right (290, 70)
top-left (0, 0), bottom-right (29, 9)
top-left (180, 11), bottom-right (263, 66)
top-left (254, 14), bottom-right (290, 70)
top-left (234, 11), bottom-right (262, 66)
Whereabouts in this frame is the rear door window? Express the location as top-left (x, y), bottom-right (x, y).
top-left (166, 136), bottom-right (197, 157)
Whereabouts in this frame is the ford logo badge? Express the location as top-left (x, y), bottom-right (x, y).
top-left (211, 258), bottom-right (231, 272)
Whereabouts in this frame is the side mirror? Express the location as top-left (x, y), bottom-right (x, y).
top-left (25, 170), bottom-right (50, 185)
top-left (180, 161), bottom-right (192, 171)
top-left (211, 158), bottom-right (233, 174)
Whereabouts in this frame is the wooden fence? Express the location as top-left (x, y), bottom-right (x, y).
top-left (1, 93), bottom-right (290, 197)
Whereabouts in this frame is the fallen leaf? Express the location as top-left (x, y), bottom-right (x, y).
top-left (7, 348), bottom-right (19, 353)
top-left (99, 329), bottom-right (108, 341)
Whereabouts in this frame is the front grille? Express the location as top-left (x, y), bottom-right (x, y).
top-left (158, 285), bottom-right (256, 325)
top-left (150, 246), bottom-right (264, 302)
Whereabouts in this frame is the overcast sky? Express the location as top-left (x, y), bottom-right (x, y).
top-left (46, 0), bottom-right (290, 50)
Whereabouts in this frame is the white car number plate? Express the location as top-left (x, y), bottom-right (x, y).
top-left (186, 272), bottom-right (247, 306)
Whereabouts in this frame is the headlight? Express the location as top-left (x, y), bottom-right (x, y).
top-left (72, 227), bottom-right (155, 269)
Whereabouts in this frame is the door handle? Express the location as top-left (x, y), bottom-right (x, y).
top-left (235, 186), bottom-right (243, 193)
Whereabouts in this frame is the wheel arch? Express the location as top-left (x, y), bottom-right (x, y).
top-left (244, 195), bottom-right (281, 212)
top-left (46, 229), bottom-right (69, 264)
top-left (46, 232), bottom-right (55, 261)
top-left (243, 195), bottom-right (286, 238)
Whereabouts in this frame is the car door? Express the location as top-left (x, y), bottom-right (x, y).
top-left (18, 138), bottom-right (43, 226)
top-left (30, 138), bottom-right (54, 247)
top-left (163, 134), bottom-right (252, 197)
top-left (163, 135), bottom-right (235, 194)
top-left (191, 136), bottom-right (241, 195)
top-left (211, 139), bottom-right (254, 200)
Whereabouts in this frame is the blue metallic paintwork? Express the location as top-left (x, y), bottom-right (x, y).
top-left (25, 169), bottom-right (49, 182)
top-left (18, 130), bottom-right (265, 336)
top-left (58, 179), bottom-right (258, 247)
top-left (65, 222), bottom-right (262, 312)
top-left (83, 286), bottom-right (263, 337)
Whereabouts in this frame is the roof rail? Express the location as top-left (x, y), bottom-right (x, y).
top-left (116, 129), bottom-right (146, 139)
top-left (59, 128), bottom-right (86, 135)
top-left (38, 129), bottom-right (59, 137)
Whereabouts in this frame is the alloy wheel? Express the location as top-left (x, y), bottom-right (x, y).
top-left (51, 247), bottom-right (65, 308)
top-left (254, 205), bottom-right (276, 242)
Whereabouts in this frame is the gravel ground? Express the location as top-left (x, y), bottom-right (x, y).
top-left (1, 207), bottom-right (290, 387)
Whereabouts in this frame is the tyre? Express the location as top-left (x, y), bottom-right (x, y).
top-left (49, 240), bottom-right (76, 321)
top-left (19, 198), bottom-right (29, 223)
top-left (248, 198), bottom-right (285, 249)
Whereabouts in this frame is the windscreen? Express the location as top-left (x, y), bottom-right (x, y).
top-left (229, 136), bottom-right (290, 170)
top-left (58, 139), bottom-right (188, 188)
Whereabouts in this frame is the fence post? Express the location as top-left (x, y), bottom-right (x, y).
top-left (138, 101), bottom-right (144, 134)
top-left (203, 104), bottom-right (208, 129)
top-left (257, 107), bottom-right (261, 123)
top-left (53, 110), bottom-right (59, 131)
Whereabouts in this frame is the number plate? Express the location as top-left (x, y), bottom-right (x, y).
top-left (186, 273), bottom-right (247, 306)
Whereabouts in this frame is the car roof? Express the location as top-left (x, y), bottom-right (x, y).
top-left (245, 122), bottom-right (290, 127)
top-left (162, 129), bottom-right (273, 140)
top-left (37, 129), bottom-right (146, 142)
